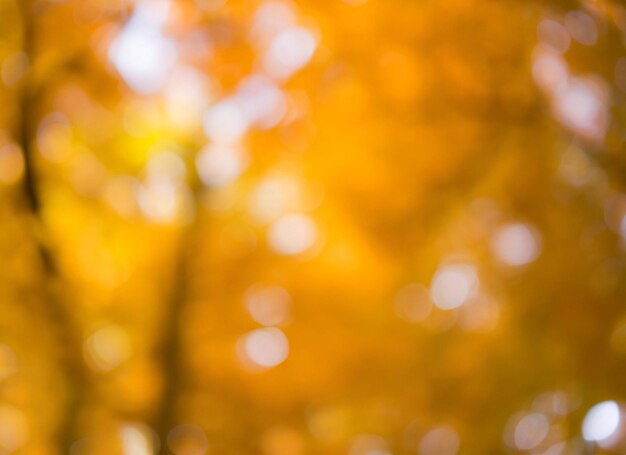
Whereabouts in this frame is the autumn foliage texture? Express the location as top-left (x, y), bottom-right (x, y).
top-left (1, 0), bottom-right (626, 454)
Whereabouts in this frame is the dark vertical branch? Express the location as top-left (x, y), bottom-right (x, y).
top-left (153, 188), bottom-right (203, 454)
top-left (15, 1), bottom-right (87, 452)
top-left (153, 234), bottom-right (191, 453)
top-left (17, 0), bottom-right (40, 215)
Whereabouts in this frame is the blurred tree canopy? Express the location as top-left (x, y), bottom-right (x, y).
top-left (1, 0), bottom-right (626, 454)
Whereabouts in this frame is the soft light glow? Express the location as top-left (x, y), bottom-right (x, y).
top-left (513, 412), bottom-right (549, 450)
top-left (349, 434), bottom-right (391, 455)
top-left (582, 401), bottom-right (621, 443)
top-left (250, 1), bottom-right (296, 48)
top-left (196, 143), bottom-right (246, 188)
top-left (262, 26), bottom-right (317, 80)
top-left (532, 48), bottom-right (568, 92)
top-left (418, 427), bottom-right (460, 455)
top-left (83, 325), bottom-right (132, 372)
top-left (457, 295), bottom-right (499, 332)
top-left (0, 344), bottom-right (17, 380)
top-left (564, 11), bottom-right (597, 46)
top-left (235, 74), bottom-right (287, 129)
top-left (250, 176), bottom-right (298, 223)
top-left (108, 1), bottom-right (177, 95)
top-left (165, 67), bottom-right (211, 128)
top-left (0, 406), bottom-right (28, 453)
top-left (245, 284), bottom-right (292, 326)
top-left (147, 151), bottom-right (187, 183)
top-left (268, 213), bottom-right (317, 255)
top-left (550, 390), bottom-right (573, 416)
top-left (394, 283), bottom-right (432, 323)
top-left (553, 77), bottom-right (608, 141)
top-left (430, 264), bottom-right (478, 310)
top-left (532, 34), bottom-right (609, 143)
top-left (239, 327), bottom-right (289, 368)
top-left (537, 19), bottom-right (570, 53)
top-left (492, 223), bottom-right (541, 267)
top-left (167, 424), bottom-right (209, 455)
top-left (195, 0), bottom-right (227, 13)
top-left (137, 177), bottom-right (181, 223)
top-left (619, 215), bottom-right (626, 241)
top-left (248, 174), bottom-right (323, 225)
top-left (543, 443), bottom-right (567, 455)
top-left (202, 100), bottom-right (248, 144)
top-left (120, 424), bottom-right (153, 455)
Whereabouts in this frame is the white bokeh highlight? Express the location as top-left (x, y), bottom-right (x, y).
top-left (513, 412), bottom-right (549, 450)
top-left (239, 327), bottom-right (290, 368)
top-left (109, 0), bottom-right (177, 95)
top-left (262, 26), bottom-right (317, 80)
top-left (196, 144), bottom-right (246, 188)
top-left (492, 223), bottom-right (541, 267)
top-left (430, 264), bottom-right (478, 310)
top-left (268, 213), bottom-right (317, 255)
top-left (582, 401), bottom-right (621, 443)
top-left (245, 285), bottom-right (292, 326)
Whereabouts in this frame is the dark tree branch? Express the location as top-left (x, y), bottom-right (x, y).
top-left (15, 1), bottom-right (87, 452)
top-left (152, 188), bottom-right (203, 454)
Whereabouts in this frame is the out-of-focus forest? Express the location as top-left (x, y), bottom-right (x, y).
top-left (1, 0), bottom-right (626, 453)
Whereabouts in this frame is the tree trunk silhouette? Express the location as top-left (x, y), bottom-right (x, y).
top-left (153, 186), bottom-right (204, 454)
top-left (16, 1), bottom-right (87, 452)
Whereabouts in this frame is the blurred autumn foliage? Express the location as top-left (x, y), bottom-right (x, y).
top-left (2, 0), bottom-right (626, 453)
